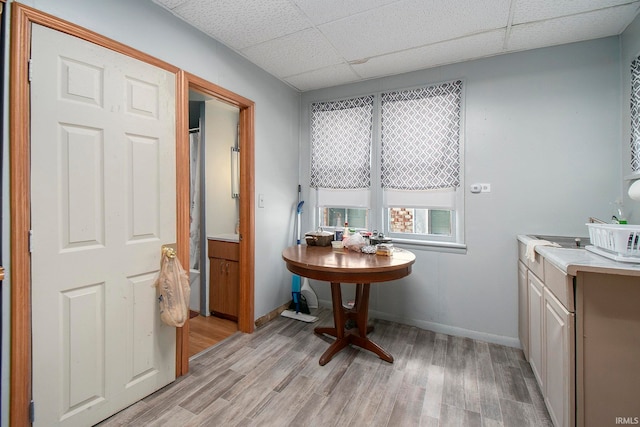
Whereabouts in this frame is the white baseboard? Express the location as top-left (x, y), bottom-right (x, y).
top-left (316, 299), bottom-right (521, 349)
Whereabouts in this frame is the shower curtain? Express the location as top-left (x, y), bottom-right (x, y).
top-left (189, 131), bottom-right (201, 270)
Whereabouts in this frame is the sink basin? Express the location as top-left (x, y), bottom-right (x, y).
top-left (530, 235), bottom-right (590, 249)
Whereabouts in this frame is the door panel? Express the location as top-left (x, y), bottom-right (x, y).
top-left (528, 272), bottom-right (544, 392)
top-left (30, 24), bottom-right (176, 426)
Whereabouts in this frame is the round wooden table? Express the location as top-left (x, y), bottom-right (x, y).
top-left (282, 245), bottom-right (416, 365)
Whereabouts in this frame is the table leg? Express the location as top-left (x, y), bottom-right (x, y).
top-left (353, 284), bottom-right (393, 363)
top-left (314, 282), bottom-right (343, 340)
top-left (314, 282), bottom-right (393, 365)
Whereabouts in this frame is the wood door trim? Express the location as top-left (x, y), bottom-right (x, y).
top-left (175, 71), bottom-right (190, 376)
top-left (182, 71), bottom-right (256, 335)
top-left (9, 4), bottom-right (31, 426)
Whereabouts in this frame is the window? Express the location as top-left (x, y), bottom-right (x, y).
top-left (320, 207), bottom-right (368, 229)
top-left (311, 96), bottom-right (373, 231)
top-left (387, 208), bottom-right (452, 236)
top-left (310, 80), bottom-right (464, 247)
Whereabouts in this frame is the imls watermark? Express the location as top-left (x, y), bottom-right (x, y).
top-left (616, 417), bottom-right (640, 425)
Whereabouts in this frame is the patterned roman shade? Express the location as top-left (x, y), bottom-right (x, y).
top-left (631, 58), bottom-right (640, 172)
top-left (310, 96), bottom-right (373, 189)
top-left (381, 80), bottom-right (462, 190)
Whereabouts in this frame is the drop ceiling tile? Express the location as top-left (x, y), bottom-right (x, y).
top-left (508, 4), bottom-right (640, 51)
top-left (292, 0), bottom-right (399, 25)
top-left (172, 0), bottom-right (311, 50)
top-left (284, 64), bottom-right (361, 91)
top-left (241, 28), bottom-right (344, 78)
top-left (151, 0), bottom-right (188, 9)
top-left (320, 0), bottom-right (511, 61)
top-left (512, 0), bottom-right (640, 24)
top-left (351, 30), bottom-right (506, 79)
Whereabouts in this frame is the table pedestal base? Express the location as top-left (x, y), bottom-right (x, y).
top-left (314, 282), bottom-right (393, 366)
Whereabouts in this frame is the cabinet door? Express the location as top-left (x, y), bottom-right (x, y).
top-left (518, 261), bottom-right (529, 360)
top-left (544, 288), bottom-right (575, 427)
top-left (209, 258), bottom-right (226, 314)
top-left (226, 260), bottom-right (239, 317)
top-left (209, 258), bottom-right (239, 319)
top-left (528, 272), bottom-right (545, 392)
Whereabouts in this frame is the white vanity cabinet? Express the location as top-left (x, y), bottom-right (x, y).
top-left (518, 241), bottom-right (575, 427)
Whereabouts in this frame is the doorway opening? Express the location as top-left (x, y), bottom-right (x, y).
top-left (178, 72), bottom-right (255, 368)
top-left (186, 93), bottom-right (239, 358)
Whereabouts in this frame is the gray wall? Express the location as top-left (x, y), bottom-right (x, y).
top-left (300, 37), bottom-right (622, 346)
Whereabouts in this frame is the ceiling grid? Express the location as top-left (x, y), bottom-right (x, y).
top-left (152, 0), bottom-right (640, 91)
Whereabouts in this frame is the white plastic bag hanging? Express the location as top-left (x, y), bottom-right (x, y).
top-left (155, 247), bottom-right (190, 327)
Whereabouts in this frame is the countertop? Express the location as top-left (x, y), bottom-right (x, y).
top-left (517, 234), bottom-right (640, 277)
top-left (208, 233), bottom-right (240, 243)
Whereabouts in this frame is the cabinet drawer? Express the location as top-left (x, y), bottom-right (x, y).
top-left (518, 241), bottom-right (527, 263)
top-left (208, 239), bottom-right (239, 261)
top-left (519, 240), bottom-right (544, 280)
top-left (527, 249), bottom-right (545, 281)
top-left (544, 259), bottom-right (574, 312)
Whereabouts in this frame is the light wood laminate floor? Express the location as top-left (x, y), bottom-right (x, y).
top-left (99, 308), bottom-right (552, 426)
top-left (189, 314), bottom-right (238, 358)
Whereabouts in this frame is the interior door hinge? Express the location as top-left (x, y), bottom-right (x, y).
top-left (28, 58), bottom-right (33, 83)
top-left (28, 230), bottom-right (33, 253)
top-left (29, 400), bottom-right (35, 423)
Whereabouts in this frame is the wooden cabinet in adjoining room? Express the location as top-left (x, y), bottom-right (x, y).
top-left (208, 238), bottom-right (239, 320)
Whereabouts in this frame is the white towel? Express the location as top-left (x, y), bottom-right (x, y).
top-left (525, 240), bottom-right (560, 262)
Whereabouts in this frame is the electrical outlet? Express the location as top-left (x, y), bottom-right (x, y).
top-left (480, 183), bottom-right (491, 193)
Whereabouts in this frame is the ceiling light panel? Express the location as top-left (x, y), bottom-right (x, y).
top-left (319, 0), bottom-right (511, 61)
top-left (172, 0), bottom-right (311, 50)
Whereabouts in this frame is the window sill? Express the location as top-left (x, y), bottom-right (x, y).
top-left (391, 238), bottom-right (467, 254)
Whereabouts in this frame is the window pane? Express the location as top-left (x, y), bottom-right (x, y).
top-left (388, 208), bottom-right (452, 236)
top-left (429, 209), bottom-right (452, 235)
top-left (319, 207), bottom-right (368, 229)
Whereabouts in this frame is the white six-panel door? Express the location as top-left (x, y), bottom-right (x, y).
top-left (30, 24), bottom-right (177, 426)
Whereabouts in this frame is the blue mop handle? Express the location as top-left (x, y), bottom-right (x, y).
top-left (296, 200), bottom-right (304, 245)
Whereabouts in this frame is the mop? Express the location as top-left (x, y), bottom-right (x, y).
top-left (281, 186), bottom-right (318, 323)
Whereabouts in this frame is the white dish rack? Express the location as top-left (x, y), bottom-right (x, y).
top-left (585, 223), bottom-right (640, 263)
